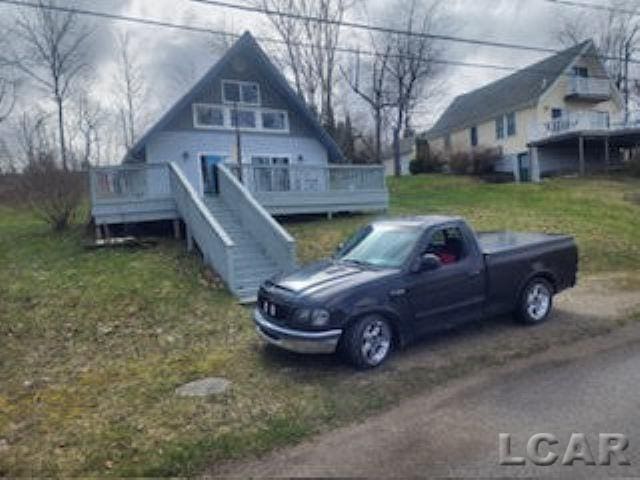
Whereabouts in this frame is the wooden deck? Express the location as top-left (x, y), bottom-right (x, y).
top-left (90, 163), bottom-right (388, 225)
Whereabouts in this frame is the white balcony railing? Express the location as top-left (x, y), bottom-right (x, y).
top-left (567, 77), bottom-right (611, 98)
top-left (229, 164), bottom-right (387, 194)
top-left (529, 111), bottom-right (614, 142)
top-left (89, 163), bottom-right (171, 203)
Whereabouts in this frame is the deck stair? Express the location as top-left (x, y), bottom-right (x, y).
top-left (204, 196), bottom-right (282, 300)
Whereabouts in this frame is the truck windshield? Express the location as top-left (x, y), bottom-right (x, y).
top-left (337, 224), bottom-right (422, 268)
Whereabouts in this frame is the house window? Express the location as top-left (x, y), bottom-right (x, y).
top-left (194, 104), bottom-right (225, 128)
top-left (495, 117), bottom-right (504, 140)
top-left (231, 109), bottom-right (257, 128)
top-left (551, 108), bottom-right (563, 119)
top-left (262, 110), bottom-right (288, 131)
top-left (506, 112), bottom-right (516, 136)
top-left (573, 66), bottom-right (588, 78)
top-left (470, 126), bottom-right (478, 147)
top-left (222, 80), bottom-right (261, 105)
top-left (251, 155), bottom-right (291, 192)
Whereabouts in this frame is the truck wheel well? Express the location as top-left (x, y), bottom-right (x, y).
top-left (522, 272), bottom-right (557, 296)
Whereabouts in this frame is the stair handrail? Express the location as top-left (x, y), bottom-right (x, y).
top-left (217, 163), bottom-right (296, 272)
top-left (169, 162), bottom-right (236, 287)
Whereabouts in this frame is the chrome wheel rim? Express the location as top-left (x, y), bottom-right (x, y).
top-left (527, 283), bottom-right (551, 321)
top-left (361, 319), bottom-right (391, 366)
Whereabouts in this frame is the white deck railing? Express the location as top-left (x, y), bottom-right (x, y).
top-left (229, 164), bottom-right (386, 194)
top-left (529, 111), bottom-right (614, 142)
top-left (217, 164), bottom-right (296, 274)
top-left (89, 163), bottom-right (171, 203)
top-left (168, 162), bottom-right (236, 289)
top-left (567, 77), bottom-right (611, 98)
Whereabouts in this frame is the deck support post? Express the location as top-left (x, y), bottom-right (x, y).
top-left (604, 136), bottom-right (610, 173)
top-left (578, 136), bottom-right (586, 176)
top-left (103, 224), bottom-right (111, 240)
top-left (327, 211), bottom-right (333, 220)
top-left (530, 147), bottom-right (541, 183)
top-left (172, 219), bottom-right (181, 239)
top-left (186, 226), bottom-right (194, 252)
top-left (95, 225), bottom-right (103, 241)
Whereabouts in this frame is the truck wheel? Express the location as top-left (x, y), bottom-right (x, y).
top-left (517, 277), bottom-right (554, 324)
top-left (341, 315), bottom-right (393, 369)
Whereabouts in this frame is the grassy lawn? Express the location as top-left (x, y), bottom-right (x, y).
top-left (1, 175), bottom-right (640, 476)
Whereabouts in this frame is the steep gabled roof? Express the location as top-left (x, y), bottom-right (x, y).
top-left (426, 40), bottom-right (593, 138)
top-left (129, 31), bottom-right (344, 163)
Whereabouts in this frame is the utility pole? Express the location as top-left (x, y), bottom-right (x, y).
top-left (233, 102), bottom-right (243, 183)
top-left (624, 41), bottom-right (630, 124)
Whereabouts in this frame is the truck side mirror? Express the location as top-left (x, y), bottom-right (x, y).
top-left (411, 253), bottom-right (441, 273)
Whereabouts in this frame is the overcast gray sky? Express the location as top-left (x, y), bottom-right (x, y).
top-left (0, 0), bottom-right (606, 160)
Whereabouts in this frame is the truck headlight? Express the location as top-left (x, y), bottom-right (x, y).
top-left (293, 308), bottom-right (331, 327)
top-left (310, 309), bottom-right (331, 327)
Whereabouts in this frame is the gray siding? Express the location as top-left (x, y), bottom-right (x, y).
top-left (164, 49), bottom-right (314, 138)
top-left (146, 130), bottom-right (328, 194)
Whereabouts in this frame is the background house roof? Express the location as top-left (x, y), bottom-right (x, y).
top-left (426, 40), bottom-right (593, 139)
top-left (128, 31), bottom-right (345, 163)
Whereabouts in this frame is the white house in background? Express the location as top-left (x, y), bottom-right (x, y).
top-left (381, 137), bottom-right (415, 176)
top-left (89, 32), bottom-right (388, 301)
top-left (425, 39), bottom-right (637, 182)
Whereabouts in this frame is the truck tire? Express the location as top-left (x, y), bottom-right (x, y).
top-left (517, 277), bottom-right (554, 324)
top-left (340, 315), bottom-right (393, 369)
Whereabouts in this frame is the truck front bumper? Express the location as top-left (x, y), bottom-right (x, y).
top-left (253, 309), bottom-right (342, 354)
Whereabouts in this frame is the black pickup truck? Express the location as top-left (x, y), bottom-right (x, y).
top-left (254, 216), bottom-right (578, 368)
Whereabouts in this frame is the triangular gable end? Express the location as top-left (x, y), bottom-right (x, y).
top-left (128, 31), bottom-right (344, 163)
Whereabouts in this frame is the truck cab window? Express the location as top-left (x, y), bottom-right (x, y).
top-left (424, 227), bottom-right (467, 265)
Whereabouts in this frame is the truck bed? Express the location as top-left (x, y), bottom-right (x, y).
top-left (477, 231), bottom-right (572, 255)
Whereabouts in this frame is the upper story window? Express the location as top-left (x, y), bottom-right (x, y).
top-left (222, 80), bottom-right (261, 105)
top-left (195, 105), bottom-right (225, 127)
top-left (572, 66), bottom-right (588, 78)
top-left (193, 103), bottom-right (289, 133)
top-left (470, 126), bottom-right (478, 146)
top-left (551, 108), bottom-right (563, 119)
top-left (506, 112), bottom-right (516, 136)
top-left (495, 117), bottom-right (504, 140)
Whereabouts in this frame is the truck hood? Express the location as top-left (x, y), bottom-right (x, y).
top-left (272, 260), bottom-right (396, 299)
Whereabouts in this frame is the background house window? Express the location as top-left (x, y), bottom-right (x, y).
top-left (573, 66), bottom-right (588, 78)
top-left (551, 108), bottom-right (563, 119)
top-left (495, 117), bottom-right (504, 139)
top-left (506, 112), bottom-right (516, 136)
top-left (222, 80), bottom-right (260, 105)
top-left (470, 126), bottom-right (478, 146)
top-left (231, 109), bottom-right (257, 128)
top-left (262, 110), bottom-right (288, 130)
top-left (194, 105), bottom-right (225, 127)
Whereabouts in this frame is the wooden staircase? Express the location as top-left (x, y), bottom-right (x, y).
top-left (204, 196), bottom-right (282, 301)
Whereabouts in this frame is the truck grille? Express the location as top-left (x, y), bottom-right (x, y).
top-left (257, 291), bottom-right (291, 322)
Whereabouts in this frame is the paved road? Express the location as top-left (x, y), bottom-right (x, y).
top-left (216, 324), bottom-right (640, 477)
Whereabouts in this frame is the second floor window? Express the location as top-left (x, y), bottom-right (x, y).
top-left (506, 112), bottom-right (516, 136)
top-left (495, 117), bottom-right (504, 140)
top-left (573, 66), bottom-right (588, 78)
top-left (222, 80), bottom-right (260, 105)
top-left (470, 126), bottom-right (478, 146)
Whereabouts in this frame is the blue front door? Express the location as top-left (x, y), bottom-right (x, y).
top-left (201, 155), bottom-right (224, 195)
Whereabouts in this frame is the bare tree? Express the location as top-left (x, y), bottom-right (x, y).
top-left (342, 43), bottom-right (393, 163)
top-left (113, 31), bottom-right (145, 156)
top-left (255, 0), bottom-right (352, 132)
top-left (6, 0), bottom-right (92, 171)
top-left (0, 77), bottom-right (16, 124)
top-left (553, 0), bottom-right (640, 120)
top-left (69, 92), bottom-right (103, 168)
top-left (382, 0), bottom-right (443, 177)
